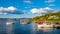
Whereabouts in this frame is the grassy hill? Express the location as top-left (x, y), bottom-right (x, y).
top-left (32, 11), bottom-right (60, 23)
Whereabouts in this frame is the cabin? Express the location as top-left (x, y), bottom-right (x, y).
top-left (37, 22), bottom-right (54, 29)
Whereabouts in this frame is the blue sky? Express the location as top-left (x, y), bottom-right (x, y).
top-left (0, 0), bottom-right (60, 18)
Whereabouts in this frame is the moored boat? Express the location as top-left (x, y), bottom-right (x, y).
top-left (6, 22), bottom-right (14, 25)
top-left (37, 22), bottom-right (53, 29)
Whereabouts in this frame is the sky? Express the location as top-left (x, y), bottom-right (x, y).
top-left (0, 0), bottom-right (60, 18)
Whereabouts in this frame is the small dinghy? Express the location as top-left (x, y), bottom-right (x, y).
top-left (56, 26), bottom-right (60, 29)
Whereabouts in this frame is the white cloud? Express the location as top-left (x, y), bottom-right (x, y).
top-left (0, 6), bottom-right (17, 12)
top-left (0, 6), bottom-right (18, 14)
top-left (31, 8), bottom-right (38, 14)
top-left (45, 0), bottom-right (55, 3)
top-left (52, 11), bottom-right (57, 13)
top-left (31, 7), bottom-right (54, 14)
top-left (8, 6), bottom-right (17, 11)
top-left (44, 7), bottom-right (53, 11)
top-left (0, 12), bottom-right (7, 15)
top-left (24, 0), bottom-right (32, 4)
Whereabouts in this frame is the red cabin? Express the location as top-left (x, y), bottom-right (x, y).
top-left (38, 22), bottom-right (44, 25)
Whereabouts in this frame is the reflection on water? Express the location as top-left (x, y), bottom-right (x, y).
top-left (0, 19), bottom-right (60, 34)
top-left (6, 23), bottom-right (14, 34)
top-left (31, 23), bottom-right (38, 34)
top-left (38, 28), bottom-right (54, 32)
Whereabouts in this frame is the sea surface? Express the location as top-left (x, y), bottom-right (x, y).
top-left (0, 19), bottom-right (60, 34)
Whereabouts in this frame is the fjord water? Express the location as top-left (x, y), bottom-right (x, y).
top-left (0, 19), bottom-right (60, 34)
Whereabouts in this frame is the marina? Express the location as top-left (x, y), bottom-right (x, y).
top-left (0, 0), bottom-right (60, 34)
top-left (0, 19), bottom-right (60, 34)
